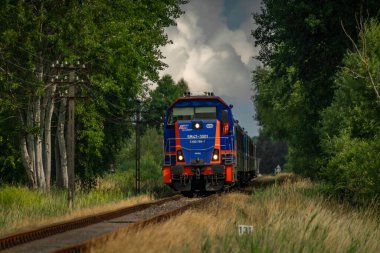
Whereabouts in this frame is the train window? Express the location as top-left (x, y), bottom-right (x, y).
top-left (173, 107), bottom-right (194, 121)
top-left (221, 110), bottom-right (229, 124)
top-left (168, 106), bottom-right (217, 124)
top-left (194, 107), bottom-right (216, 119)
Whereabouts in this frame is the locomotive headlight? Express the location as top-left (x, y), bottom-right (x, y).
top-left (177, 150), bottom-right (184, 162)
top-left (212, 149), bottom-right (219, 161)
top-left (192, 122), bottom-right (202, 130)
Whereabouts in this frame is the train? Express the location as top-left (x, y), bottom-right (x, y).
top-left (162, 92), bottom-right (257, 196)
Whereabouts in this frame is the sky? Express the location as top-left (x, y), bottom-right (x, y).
top-left (160, 0), bottom-right (262, 136)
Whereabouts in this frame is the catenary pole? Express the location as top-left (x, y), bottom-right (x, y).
top-left (135, 99), bottom-right (141, 194)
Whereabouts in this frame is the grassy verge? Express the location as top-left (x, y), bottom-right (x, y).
top-left (250, 172), bottom-right (299, 188)
top-left (0, 170), bottom-right (173, 236)
top-left (97, 179), bottom-right (380, 253)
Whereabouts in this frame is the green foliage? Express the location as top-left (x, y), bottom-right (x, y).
top-left (71, 1), bottom-right (186, 180)
top-left (252, 1), bottom-right (380, 177)
top-left (116, 128), bottom-right (163, 170)
top-left (115, 127), bottom-right (174, 196)
top-left (0, 1), bottom-right (74, 185)
top-left (320, 20), bottom-right (380, 202)
top-left (321, 133), bottom-right (380, 202)
top-left (253, 66), bottom-right (319, 175)
top-left (0, 1), bottom-right (186, 184)
top-left (0, 184), bottom-right (126, 235)
top-left (0, 110), bottom-right (24, 184)
top-left (145, 75), bottom-right (189, 129)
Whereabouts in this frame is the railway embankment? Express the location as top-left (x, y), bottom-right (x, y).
top-left (93, 176), bottom-right (380, 253)
top-left (1, 174), bottom-right (379, 253)
top-left (0, 171), bottom-right (173, 237)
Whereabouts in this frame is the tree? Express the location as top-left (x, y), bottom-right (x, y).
top-left (0, 0), bottom-right (186, 189)
top-left (320, 20), bottom-right (380, 201)
top-left (252, 0), bottom-right (380, 177)
top-left (145, 75), bottom-right (189, 129)
top-left (0, 1), bottom-right (84, 190)
top-left (0, 108), bottom-right (24, 184)
top-left (74, 1), bottom-right (187, 183)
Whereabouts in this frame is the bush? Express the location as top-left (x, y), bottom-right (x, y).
top-left (114, 127), bottom-right (174, 197)
top-left (320, 19), bottom-right (380, 203)
top-left (321, 132), bottom-right (380, 202)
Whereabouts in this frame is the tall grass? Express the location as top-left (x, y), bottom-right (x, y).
top-left (0, 127), bottom-right (174, 236)
top-left (100, 169), bottom-right (174, 198)
top-left (0, 169), bottom-right (173, 236)
top-left (97, 180), bottom-right (380, 253)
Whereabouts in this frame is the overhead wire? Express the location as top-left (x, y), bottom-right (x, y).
top-left (8, 45), bottom-right (56, 66)
top-left (79, 82), bottom-right (163, 126)
top-left (79, 83), bottom-right (136, 124)
top-left (0, 49), bottom-right (146, 126)
top-left (1, 51), bottom-right (164, 126)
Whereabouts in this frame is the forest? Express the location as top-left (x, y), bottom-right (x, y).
top-left (252, 0), bottom-right (380, 203)
top-left (0, 0), bottom-right (187, 192)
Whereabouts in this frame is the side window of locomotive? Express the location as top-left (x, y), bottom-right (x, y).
top-left (166, 110), bottom-right (174, 128)
top-left (221, 110), bottom-right (229, 124)
top-left (194, 107), bottom-right (216, 119)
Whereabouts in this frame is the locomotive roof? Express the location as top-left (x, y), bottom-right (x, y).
top-left (167, 96), bottom-right (229, 109)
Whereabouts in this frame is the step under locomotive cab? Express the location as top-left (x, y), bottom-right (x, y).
top-left (162, 93), bottom-right (256, 194)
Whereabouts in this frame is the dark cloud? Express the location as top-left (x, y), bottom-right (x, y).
top-left (161, 0), bottom-right (262, 136)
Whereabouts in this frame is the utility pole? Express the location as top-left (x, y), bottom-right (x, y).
top-left (135, 99), bottom-right (141, 194)
top-left (67, 67), bottom-right (75, 209)
top-left (52, 61), bottom-right (87, 209)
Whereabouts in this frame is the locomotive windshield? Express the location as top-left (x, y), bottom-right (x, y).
top-left (168, 106), bottom-right (216, 124)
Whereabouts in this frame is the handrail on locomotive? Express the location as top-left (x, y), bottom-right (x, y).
top-left (163, 136), bottom-right (235, 166)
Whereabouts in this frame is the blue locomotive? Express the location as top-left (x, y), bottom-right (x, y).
top-left (162, 93), bottom-right (257, 195)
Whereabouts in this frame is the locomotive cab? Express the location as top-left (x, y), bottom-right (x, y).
top-left (162, 95), bottom-right (237, 194)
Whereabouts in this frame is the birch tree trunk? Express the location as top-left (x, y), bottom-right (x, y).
top-left (43, 84), bottom-right (56, 190)
top-left (55, 130), bottom-right (62, 187)
top-left (34, 96), bottom-right (46, 190)
top-left (19, 112), bottom-right (37, 189)
top-left (57, 98), bottom-right (68, 188)
top-left (26, 101), bottom-right (37, 184)
top-left (33, 2), bottom-right (46, 191)
top-left (41, 90), bottom-right (48, 184)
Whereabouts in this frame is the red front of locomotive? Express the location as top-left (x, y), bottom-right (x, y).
top-left (162, 95), bottom-right (237, 194)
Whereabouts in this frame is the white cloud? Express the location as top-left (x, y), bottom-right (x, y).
top-left (160, 0), bottom-right (261, 135)
top-left (210, 27), bottom-right (255, 65)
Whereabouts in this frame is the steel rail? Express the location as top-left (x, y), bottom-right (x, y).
top-left (0, 195), bottom-right (182, 252)
top-left (52, 194), bottom-right (217, 253)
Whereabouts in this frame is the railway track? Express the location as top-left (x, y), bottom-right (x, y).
top-left (0, 194), bottom-right (215, 253)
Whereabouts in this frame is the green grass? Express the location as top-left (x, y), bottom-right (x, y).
top-left (0, 169), bottom-right (173, 236)
top-left (0, 185), bottom-right (124, 235)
